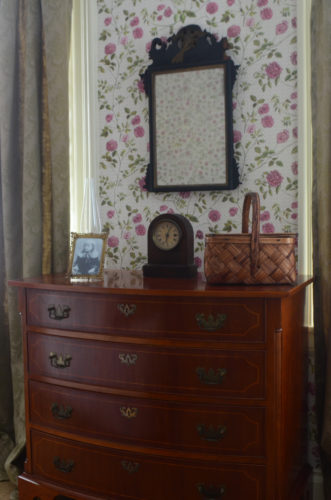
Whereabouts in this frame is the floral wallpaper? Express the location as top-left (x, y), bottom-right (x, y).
top-left (96, 0), bottom-right (319, 470)
top-left (97, 0), bottom-right (298, 271)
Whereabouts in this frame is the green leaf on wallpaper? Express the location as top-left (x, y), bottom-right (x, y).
top-left (186, 215), bottom-right (199, 223)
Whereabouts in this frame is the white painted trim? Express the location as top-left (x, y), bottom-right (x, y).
top-left (297, 0), bottom-right (313, 327)
top-left (69, 0), bottom-right (99, 232)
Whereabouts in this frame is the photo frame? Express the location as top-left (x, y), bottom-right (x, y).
top-left (68, 233), bottom-right (107, 280)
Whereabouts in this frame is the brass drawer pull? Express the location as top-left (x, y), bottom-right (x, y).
top-left (119, 353), bottom-right (138, 365)
top-left (196, 367), bottom-right (227, 385)
top-left (121, 460), bottom-right (140, 473)
top-left (49, 352), bottom-right (72, 369)
top-left (197, 424), bottom-right (227, 442)
top-left (120, 406), bottom-right (138, 419)
top-left (118, 304), bottom-right (136, 317)
top-left (196, 313), bottom-right (226, 331)
top-left (48, 304), bottom-right (71, 320)
top-left (51, 403), bottom-right (73, 420)
top-left (197, 483), bottom-right (225, 498)
top-left (53, 457), bottom-right (75, 473)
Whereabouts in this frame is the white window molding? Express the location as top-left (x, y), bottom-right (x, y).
top-left (69, 0), bottom-right (99, 232)
top-left (297, 0), bottom-right (313, 326)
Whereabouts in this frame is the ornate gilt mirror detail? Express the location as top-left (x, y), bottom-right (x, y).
top-left (141, 24), bottom-right (239, 192)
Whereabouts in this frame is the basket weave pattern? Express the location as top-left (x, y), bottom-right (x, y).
top-left (204, 193), bottom-right (297, 285)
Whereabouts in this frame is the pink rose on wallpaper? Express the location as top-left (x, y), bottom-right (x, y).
top-left (167, 208), bottom-right (175, 214)
top-left (133, 27), bottom-right (143, 39)
top-left (108, 236), bottom-right (119, 247)
top-left (157, 15), bottom-right (163, 21)
top-left (130, 16), bottom-right (139, 27)
top-left (292, 17), bottom-right (297, 28)
top-left (196, 230), bottom-right (204, 239)
top-left (206, 2), bottom-right (218, 14)
top-left (257, 0), bottom-right (268, 5)
top-left (121, 134), bottom-right (128, 143)
top-left (180, 192), bottom-right (190, 199)
top-left (137, 79), bottom-right (145, 93)
top-left (291, 52), bottom-right (297, 65)
top-left (229, 207), bottom-right (238, 216)
top-left (291, 103), bottom-right (297, 110)
top-left (291, 213), bottom-right (297, 220)
top-left (107, 210), bottom-right (115, 219)
top-left (105, 43), bottom-right (116, 55)
top-left (134, 126), bottom-right (145, 138)
top-left (133, 213), bottom-right (142, 223)
top-left (227, 0), bottom-right (235, 5)
top-left (260, 8), bottom-right (273, 20)
top-left (266, 170), bottom-right (283, 187)
top-left (276, 21), bottom-right (288, 35)
top-left (120, 36), bottom-right (128, 46)
top-left (123, 231), bottom-right (131, 240)
top-left (262, 115), bottom-right (274, 128)
top-left (227, 25), bottom-right (241, 38)
top-left (258, 103), bottom-right (269, 114)
top-left (262, 223), bottom-right (275, 234)
top-left (106, 114), bottom-right (113, 123)
top-left (145, 41), bottom-right (152, 53)
top-left (246, 18), bottom-right (255, 27)
top-left (291, 161), bottom-right (298, 175)
top-left (160, 205), bottom-right (168, 212)
top-left (106, 139), bottom-right (118, 151)
top-left (104, 17), bottom-right (112, 25)
top-left (266, 61), bottom-right (282, 79)
top-left (208, 210), bottom-right (221, 222)
top-left (277, 130), bottom-right (289, 143)
top-left (139, 177), bottom-right (147, 191)
top-left (157, 4), bottom-right (165, 10)
top-left (291, 201), bottom-right (298, 209)
top-left (247, 124), bottom-right (256, 134)
top-left (293, 127), bottom-right (298, 138)
top-left (131, 115), bottom-right (141, 125)
top-left (135, 224), bottom-right (146, 236)
top-left (164, 7), bottom-right (173, 17)
top-left (260, 210), bottom-right (270, 221)
top-left (291, 91), bottom-right (297, 100)
top-left (233, 130), bottom-right (242, 143)
top-left (194, 257), bottom-right (202, 269)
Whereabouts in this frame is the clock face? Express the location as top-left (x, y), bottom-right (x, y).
top-left (152, 219), bottom-right (182, 251)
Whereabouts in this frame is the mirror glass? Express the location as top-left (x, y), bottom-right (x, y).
top-left (141, 25), bottom-right (239, 192)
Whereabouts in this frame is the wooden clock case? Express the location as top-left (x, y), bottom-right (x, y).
top-left (142, 213), bottom-right (197, 278)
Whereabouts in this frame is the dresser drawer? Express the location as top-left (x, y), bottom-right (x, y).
top-left (31, 430), bottom-right (266, 499)
top-left (26, 289), bottom-right (265, 342)
top-left (30, 380), bottom-right (266, 458)
top-left (28, 333), bottom-right (266, 399)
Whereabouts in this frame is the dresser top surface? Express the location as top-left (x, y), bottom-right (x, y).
top-left (9, 270), bottom-right (313, 298)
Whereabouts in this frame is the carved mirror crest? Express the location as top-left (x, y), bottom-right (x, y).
top-left (141, 24), bottom-right (239, 192)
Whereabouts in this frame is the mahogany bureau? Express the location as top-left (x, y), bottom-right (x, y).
top-left (9, 271), bottom-right (313, 500)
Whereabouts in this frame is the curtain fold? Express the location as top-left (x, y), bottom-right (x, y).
top-left (311, 0), bottom-right (331, 497)
top-left (0, 0), bottom-right (72, 492)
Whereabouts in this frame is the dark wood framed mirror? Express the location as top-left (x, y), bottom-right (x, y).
top-left (141, 25), bottom-right (239, 192)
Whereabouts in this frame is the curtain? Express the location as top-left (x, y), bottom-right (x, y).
top-left (311, 0), bottom-right (331, 498)
top-left (0, 0), bottom-right (72, 492)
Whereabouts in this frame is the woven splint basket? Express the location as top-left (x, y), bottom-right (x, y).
top-left (204, 192), bottom-right (297, 285)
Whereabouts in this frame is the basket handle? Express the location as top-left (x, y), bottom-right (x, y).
top-left (242, 192), bottom-right (260, 275)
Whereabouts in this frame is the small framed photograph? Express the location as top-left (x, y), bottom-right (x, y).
top-left (68, 233), bottom-right (107, 280)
